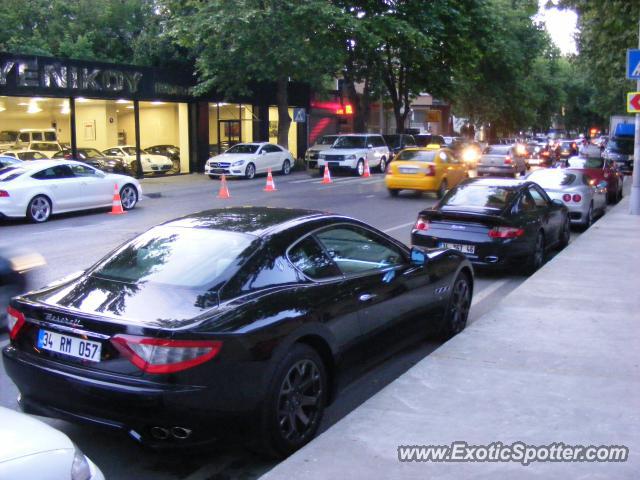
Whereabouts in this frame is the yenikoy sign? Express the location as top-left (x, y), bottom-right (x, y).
top-left (0, 53), bottom-right (193, 101)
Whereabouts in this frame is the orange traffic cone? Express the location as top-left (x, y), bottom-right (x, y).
top-left (217, 175), bottom-right (231, 199)
top-left (321, 165), bottom-right (332, 184)
top-left (109, 184), bottom-right (126, 215)
top-left (363, 159), bottom-right (371, 178)
top-left (264, 168), bottom-right (277, 192)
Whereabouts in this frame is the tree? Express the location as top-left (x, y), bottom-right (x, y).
top-left (168, 0), bottom-right (346, 148)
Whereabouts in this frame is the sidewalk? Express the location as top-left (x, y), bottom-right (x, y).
top-left (262, 197), bottom-right (640, 479)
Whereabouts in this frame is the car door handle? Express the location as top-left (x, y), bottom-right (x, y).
top-left (359, 293), bottom-right (378, 302)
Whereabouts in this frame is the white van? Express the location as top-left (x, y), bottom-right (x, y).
top-left (15, 129), bottom-right (58, 147)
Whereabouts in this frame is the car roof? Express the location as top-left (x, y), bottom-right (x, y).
top-left (2, 159), bottom-right (84, 170)
top-left (465, 177), bottom-right (528, 188)
top-left (337, 133), bottom-right (380, 137)
top-left (163, 206), bottom-right (343, 237)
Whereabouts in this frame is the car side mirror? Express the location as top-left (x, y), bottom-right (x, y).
top-left (410, 247), bottom-right (429, 266)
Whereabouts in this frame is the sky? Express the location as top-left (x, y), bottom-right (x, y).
top-left (535, 0), bottom-right (578, 55)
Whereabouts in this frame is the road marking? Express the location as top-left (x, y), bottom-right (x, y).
top-left (471, 279), bottom-right (509, 306)
top-left (383, 221), bottom-right (414, 233)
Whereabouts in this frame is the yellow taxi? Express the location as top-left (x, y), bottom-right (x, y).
top-left (385, 145), bottom-right (468, 198)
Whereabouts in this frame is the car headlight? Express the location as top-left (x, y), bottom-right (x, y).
top-left (232, 160), bottom-right (245, 166)
top-left (71, 447), bottom-right (92, 480)
top-left (345, 154), bottom-right (356, 160)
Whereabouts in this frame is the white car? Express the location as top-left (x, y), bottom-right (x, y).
top-left (0, 159), bottom-right (141, 222)
top-left (2, 150), bottom-right (49, 161)
top-left (0, 407), bottom-right (104, 480)
top-left (304, 134), bottom-right (340, 169)
top-left (317, 134), bottom-right (390, 176)
top-left (102, 145), bottom-right (174, 174)
top-left (205, 142), bottom-right (294, 179)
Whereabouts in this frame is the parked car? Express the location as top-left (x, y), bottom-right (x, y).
top-left (0, 160), bottom-right (141, 223)
top-left (411, 178), bottom-right (570, 273)
top-left (603, 136), bottom-right (634, 175)
top-left (477, 145), bottom-right (527, 178)
top-left (304, 135), bottom-right (340, 169)
top-left (23, 141), bottom-right (63, 158)
top-left (0, 407), bottom-right (104, 480)
top-left (385, 146), bottom-right (467, 198)
top-left (3, 207), bottom-right (473, 458)
top-left (317, 134), bottom-right (390, 176)
top-left (52, 148), bottom-right (111, 171)
top-left (145, 145), bottom-right (181, 173)
top-left (14, 128), bottom-right (57, 147)
top-left (383, 134), bottom-right (416, 161)
top-left (0, 155), bottom-right (21, 169)
top-left (205, 142), bottom-right (294, 179)
top-left (102, 145), bottom-right (174, 175)
top-left (414, 134), bottom-right (446, 148)
top-left (526, 168), bottom-right (607, 228)
top-left (1, 150), bottom-right (48, 161)
top-left (566, 156), bottom-right (623, 204)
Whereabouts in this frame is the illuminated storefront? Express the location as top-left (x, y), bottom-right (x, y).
top-left (0, 53), bottom-right (309, 177)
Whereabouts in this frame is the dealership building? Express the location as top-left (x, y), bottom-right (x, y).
top-left (0, 53), bottom-right (311, 177)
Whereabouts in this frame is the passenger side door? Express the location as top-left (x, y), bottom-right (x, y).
top-left (528, 185), bottom-right (562, 245)
top-left (69, 164), bottom-right (112, 207)
top-left (314, 225), bottom-right (439, 351)
top-left (31, 165), bottom-right (81, 211)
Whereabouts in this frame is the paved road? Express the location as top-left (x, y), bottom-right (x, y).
top-left (0, 169), bottom-right (578, 479)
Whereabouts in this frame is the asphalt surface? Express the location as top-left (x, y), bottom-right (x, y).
top-left (0, 168), bottom-right (583, 479)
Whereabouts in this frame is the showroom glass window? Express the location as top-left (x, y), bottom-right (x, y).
top-left (138, 101), bottom-right (190, 175)
top-left (209, 103), bottom-right (254, 156)
top-left (269, 106), bottom-right (298, 158)
top-left (0, 96), bottom-right (71, 159)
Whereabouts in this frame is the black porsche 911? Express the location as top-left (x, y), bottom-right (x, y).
top-left (4, 207), bottom-right (472, 457)
top-left (411, 178), bottom-right (570, 273)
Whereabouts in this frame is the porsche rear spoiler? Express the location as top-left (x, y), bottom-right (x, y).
top-left (417, 209), bottom-right (511, 227)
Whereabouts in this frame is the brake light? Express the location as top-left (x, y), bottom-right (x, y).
top-left (424, 164), bottom-right (436, 176)
top-left (562, 194), bottom-right (571, 202)
top-left (504, 156), bottom-right (512, 165)
top-left (488, 226), bottom-right (524, 239)
top-left (0, 190), bottom-right (9, 197)
top-left (572, 194), bottom-right (582, 202)
top-left (414, 217), bottom-right (430, 231)
top-left (112, 335), bottom-right (222, 374)
top-left (7, 306), bottom-right (26, 340)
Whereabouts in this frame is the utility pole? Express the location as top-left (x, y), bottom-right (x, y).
top-left (631, 13), bottom-right (640, 215)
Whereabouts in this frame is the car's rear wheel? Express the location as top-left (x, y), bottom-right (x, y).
top-left (378, 157), bottom-right (387, 173)
top-left (281, 159), bottom-right (292, 175)
top-left (27, 195), bottom-right (52, 223)
top-left (245, 163), bottom-right (256, 179)
top-left (120, 184), bottom-right (138, 210)
top-left (355, 159), bottom-right (364, 177)
top-left (388, 189), bottom-right (399, 197)
top-left (437, 179), bottom-right (447, 199)
top-left (438, 272), bottom-right (471, 339)
top-left (527, 232), bottom-right (545, 274)
top-left (258, 344), bottom-right (327, 458)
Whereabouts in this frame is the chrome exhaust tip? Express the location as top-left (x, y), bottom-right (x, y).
top-left (150, 426), bottom-right (170, 440)
top-left (171, 426), bottom-right (192, 440)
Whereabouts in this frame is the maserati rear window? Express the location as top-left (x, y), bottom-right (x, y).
top-left (92, 226), bottom-right (256, 288)
top-left (442, 185), bottom-right (517, 210)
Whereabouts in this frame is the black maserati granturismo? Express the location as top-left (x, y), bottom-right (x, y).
top-left (4, 207), bottom-right (473, 457)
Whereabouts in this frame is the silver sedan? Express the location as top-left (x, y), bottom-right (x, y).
top-left (527, 168), bottom-right (607, 228)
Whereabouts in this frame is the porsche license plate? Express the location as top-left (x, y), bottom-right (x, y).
top-left (37, 329), bottom-right (102, 362)
top-left (441, 243), bottom-right (475, 254)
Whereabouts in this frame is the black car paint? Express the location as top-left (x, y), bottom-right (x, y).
top-left (412, 179), bottom-right (568, 269)
top-left (3, 207), bottom-right (472, 447)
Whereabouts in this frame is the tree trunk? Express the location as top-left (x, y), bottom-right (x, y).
top-left (276, 76), bottom-right (291, 148)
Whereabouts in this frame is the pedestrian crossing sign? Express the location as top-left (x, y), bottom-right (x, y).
top-left (293, 108), bottom-right (306, 123)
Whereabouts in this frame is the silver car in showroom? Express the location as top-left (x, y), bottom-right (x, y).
top-left (527, 168), bottom-right (607, 228)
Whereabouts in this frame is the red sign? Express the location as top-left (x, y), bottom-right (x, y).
top-left (627, 92), bottom-right (640, 113)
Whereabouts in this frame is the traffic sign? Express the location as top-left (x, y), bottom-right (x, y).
top-left (627, 92), bottom-right (640, 113)
top-left (627, 49), bottom-right (640, 80)
top-left (293, 108), bottom-right (306, 123)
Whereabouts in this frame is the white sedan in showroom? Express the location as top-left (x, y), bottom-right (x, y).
top-left (205, 142), bottom-right (294, 179)
top-left (0, 407), bottom-right (104, 479)
top-left (0, 160), bottom-right (141, 223)
top-left (102, 145), bottom-right (174, 174)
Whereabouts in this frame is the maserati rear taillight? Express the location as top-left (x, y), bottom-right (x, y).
top-left (488, 226), bottom-right (524, 239)
top-left (7, 306), bottom-right (26, 340)
top-left (112, 335), bottom-right (222, 374)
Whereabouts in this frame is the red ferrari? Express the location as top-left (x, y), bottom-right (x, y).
top-left (566, 156), bottom-right (623, 204)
